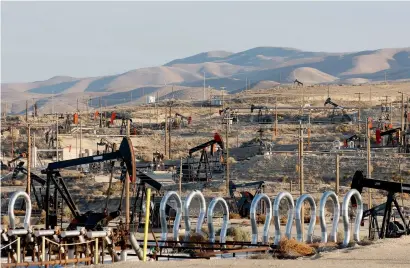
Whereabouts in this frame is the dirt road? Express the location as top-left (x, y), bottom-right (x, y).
top-left (99, 236), bottom-right (410, 268)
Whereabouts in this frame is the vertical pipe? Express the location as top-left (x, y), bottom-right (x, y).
top-left (401, 92), bottom-right (404, 132)
top-left (179, 158), bottom-right (182, 196)
top-left (94, 238), bottom-right (99, 264)
top-left (225, 117), bottom-right (230, 195)
top-left (299, 122), bottom-right (305, 237)
top-left (168, 105), bottom-right (171, 159)
top-left (275, 96), bottom-right (278, 137)
top-left (80, 116), bottom-right (83, 158)
top-left (17, 237), bottom-right (21, 263)
top-left (143, 188), bottom-right (151, 262)
top-left (336, 155), bottom-right (340, 194)
top-left (26, 100), bottom-right (28, 122)
top-left (165, 110), bottom-right (168, 158)
top-left (56, 115), bottom-right (59, 161)
top-left (42, 236), bottom-right (45, 261)
top-left (27, 125), bottom-right (31, 196)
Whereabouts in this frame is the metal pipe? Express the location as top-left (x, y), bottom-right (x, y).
top-left (319, 191), bottom-right (340, 243)
top-left (160, 191), bottom-right (182, 246)
top-left (273, 191), bottom-right (294, 245)
top-left (342, 189), bottom-right (363, 247)
top-left (183, 190), bottom-right (206, 241)
top-left (129, 232), bottom-right (144, 260)
top-left (207, 197), bottom-right (230, 243)
top-left (7, 229), bottom-right (28, 236)
top-left (8, 191), bottom-right (32, 229)
top-left (34, 230), bottom-right (55, 237)
top-left (143, 188), bottom-right (151, 262)
top-left (250, 194), bottom-right (272, 244)
top-left (295, 194), bottom-right (316, 243)
top-left (61, 230), bottom-right (80, 238)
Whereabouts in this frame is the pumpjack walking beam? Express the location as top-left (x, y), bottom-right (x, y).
top-left (351, 170), bottom-right (410, 239)
top-left (42, 137), bottom-right (136, 229)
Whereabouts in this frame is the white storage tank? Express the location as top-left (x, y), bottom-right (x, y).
top-left (147, 96), bottom-right (156, 104)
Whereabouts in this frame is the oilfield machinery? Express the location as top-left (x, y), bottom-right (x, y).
top-left (351, 170), bottom-right (410, 239)
top-left (228, 180), bottom-right (265, 218)
top-left (219, 107), bottom-right (239, 124)
top-left (324, 97), bottom-right (356, 124)
top-left (173, 113), bottom-right (192, 128)
top-left (250, 104), bottom-right (273, 124)
top-left (179, 133), bottom-right (225, 182)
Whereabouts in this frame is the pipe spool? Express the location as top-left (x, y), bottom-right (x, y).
top-left (160, 191), bottom-right (183, 247)
top-left (319, 191), bottom-right (340, 243)
top-left (250, 194), bottom-right (272, 245)
top-left (8, 191), bottom-right (32, 230)
top-left (342, 189), bottom-right (363, 247)
top-left (184, 190), bottom-right (207, 241)
top-left (295, 194), bottom-right (316, 243)
top-left (273, 191), bottom-right (295, 245)
top-left (207, 197), bottom-right (230, 244)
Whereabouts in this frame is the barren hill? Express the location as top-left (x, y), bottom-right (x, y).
top-left (2, 46), bottom-right (410, 114)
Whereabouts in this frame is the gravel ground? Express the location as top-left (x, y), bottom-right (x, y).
top-left (97, 236), bottom-right (410, 268)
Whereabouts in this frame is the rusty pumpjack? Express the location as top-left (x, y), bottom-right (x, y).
top-left (174, 113), bottom-right (192, 128)
top-left (229, 180), bottom-right (265, 218)
top-left (324, 97), bottom-right (353, 123)
top-left (41, 137), bottom-right (135, 230)
top-left (351, 170), bottom-right (410, 239)
top-left (181, 133), bottom-right (225, 182)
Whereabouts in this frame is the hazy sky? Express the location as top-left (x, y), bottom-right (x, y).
top-left (2, 1), bottom-right (410, 83)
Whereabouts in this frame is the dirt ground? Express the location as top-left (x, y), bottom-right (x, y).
top-left (99, 236), bottom-right (410, 268)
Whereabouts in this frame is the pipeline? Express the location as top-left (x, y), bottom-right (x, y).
top-left (250, 194), bottom-right (272, 244)
top-left (319, 191), bottom-right (340, 243)
top-left (160, 191), bottom-right (182, 246)
top-left (8, 191), bottom-right (32, 229)
top-left (207, 197), bottom-right (230, 244)
top-left (342, 189), bottom-right (363, 247)
top-left (184, 190), bottom-right (207, 241)
top-left (273, 191), bottom-right (294, 245)
top-left (295, 194), bottom-right (316, 243)
top-left (129, 232), bottom-right (144, 260)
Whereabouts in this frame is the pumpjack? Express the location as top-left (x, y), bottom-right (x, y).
top-left (174, 113), bottom-right (192, 127)
top-left (250, 104), bottom-right (272, 123)
top-left (324, 97), bottom-right (353, 123)
top-left (180, 133), bottom-right (225, 182)
top-left (351, 170), bottom-right (410, 239)
top-left (229, 180), bottom-right (265, 218)
top-left (41, 137), bottom-right (135, 230)
top-left (344, 134), bottom-right (362, 149)
top-left (294, 79), bottom-right (303, 87)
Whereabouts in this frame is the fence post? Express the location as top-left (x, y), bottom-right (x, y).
top-left (94, 238), bottom-right (99, 264)
top-left (16, 237), bottom-right (21, 263)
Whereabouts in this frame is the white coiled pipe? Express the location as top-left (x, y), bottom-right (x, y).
top-left (319, 191), bottom-right (340, 243)
top-left (160, 191), bottom-right (182, 246)
top-left (250, 194), bottom-right (272, 244)
top-left (273, 191), bottom-right (294, 245)
top-left (8, 191), bottom-right (32, 229)
top-left (183, 190), bottom-right (207, 241)
top-left (207, 197), bottom-right (230, 244)
top-left (295, 194), bottom-right (316, 243)
top-left (342, 189), bottom-right (363, 247)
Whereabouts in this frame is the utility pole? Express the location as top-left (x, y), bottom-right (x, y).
top-left (203, 71), bottom-right (206, 101)
top-left (27, 124), bottom-right (31, 196)
top-left (130, 91), bottom-right (133, 103)
top-left (164, 107), bottom-right (168, 158)
top-left (366, 117), bottom-right (372, 209)
top-left (274, 96), bottom-right (278, 137)
top-left (356, 93), bottom-right (362, 131)
top-left (99, 97), bottom-right (102, 128)
top-left (125, 120), bottom-right (130, 230)
top-left (369, 86), bottom-right (372, 106)
top-left (56, 114), bottom-right (59, 161)
top-left (80, 114), bottom-right (82, 158)
top-left (168, 102), bottom-right (172, 159)
top-left (26, 100), bottom-right (28, 122)
top-left (179, 158), bottom-right (182, 196)
top-left (225, 115), bottom-right (230, 196)
top-left (221, 87), bottom-right (226, 110)
top-left (399, 92), bottom-right (405, 132)
top-left (298, 121), bottom-right (304, 236)
top-left (77, 98), bottom-right (79, 112)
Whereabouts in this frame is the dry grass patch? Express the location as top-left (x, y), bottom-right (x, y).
top-left (277, 238), bottom-right (315, 257)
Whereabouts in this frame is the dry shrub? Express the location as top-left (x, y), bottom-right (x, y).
top-left (14, 210), bottom-right (26, 216)
top-left (224, 227), bottom-right (250, 242)
top-left (357, 238), bottom-right (374, 246)
top-left (2, 216), bottom-right (10, 226)
top-left (257, 214), bottom-right (266, 224)
top-left (278, 238), bottom-right (315, 257)
top-left (229, 213), bottom-right (241, 220)
top-left (280, 216), bottom-right (287, 225)
top-left (92, 190), bottom-right (104, 196)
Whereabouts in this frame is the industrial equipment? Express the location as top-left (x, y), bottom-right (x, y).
top-left (250, 104), bottom-right (273, 123)
top-left (324, 97), bottom-right (353, 123)
top-left (179, 133), bottom-right (225, 182)
top-left (351, 170), bottom-right (410, 239)
top-left (219, 107), bottom-right (239, 124)
top-left (41, 137), bottom-right (135, 230)
top-left (294, 79), bottom-right (303, 87)
top-left (229, 180), bottom-right (265, 218)
top-left (174, 113), bottom-right (192, 127)
top-left (152, 151), bottom-right (165, 171)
